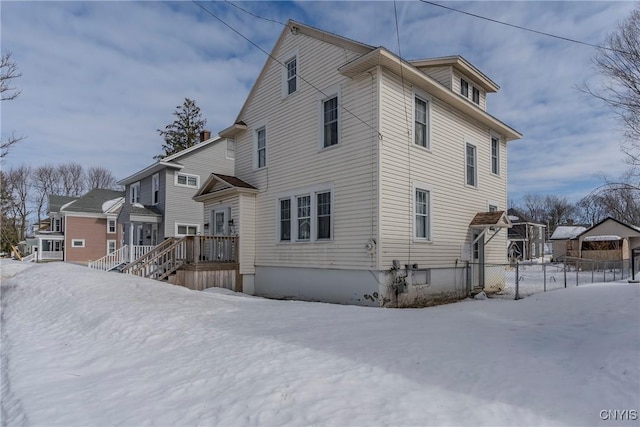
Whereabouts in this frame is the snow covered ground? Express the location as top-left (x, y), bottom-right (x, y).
top-left (1, 260), bottom-right (638, 426)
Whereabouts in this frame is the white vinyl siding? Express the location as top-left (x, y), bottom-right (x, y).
top-left (234, 29), bottom-right (377, 269)
top-left (379, 69), bottom-right (507, 268)
top-left (163, 139), bottom-right (234, 239)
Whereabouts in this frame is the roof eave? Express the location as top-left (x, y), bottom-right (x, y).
top-left (117, 161), bottom-right (183, 186)
top-left (339, 49), bottom-right (522, 141)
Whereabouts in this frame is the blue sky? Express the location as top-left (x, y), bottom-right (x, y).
top-left (1, 1), bottom-right (634, 204)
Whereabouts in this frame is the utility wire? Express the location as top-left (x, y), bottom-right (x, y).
top-left (223, 0), bottom-right (286, 26)
top-left (419, 0), bottom-right (628, 55)
top-left (192, 0), bottom-right (381, 138)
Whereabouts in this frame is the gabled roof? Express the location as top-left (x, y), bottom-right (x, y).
top-left (221, 20), bottom-right (375, 137)
top-left (220, 19), bottom-right (521, 142)
top-left (469, 211), bottom-right (512, 228)
top-left (410, 55), bottom-right (500, 92)
top-left (193, 173), bottom-right (258, 201)
top-left (550, 225), bottom-right (587, 240)
top-left (61, 189), bottom-right (125, 214)
top-left (577, 217), bottom-right (640, 239)
top-left (117, 136), bottom-right (224, 185)
top-left (339, 47), bottom-right (522, 141)
top-left (48, 195), bottom-right (78, 214)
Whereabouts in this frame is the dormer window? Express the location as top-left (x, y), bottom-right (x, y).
top-left (460, 79), bottom-right (469, 97)
top-left (472, 87), bottom-right (480, 104)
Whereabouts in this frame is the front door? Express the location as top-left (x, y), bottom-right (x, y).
top-left (211, 208), bottom-right (231, 260)
top-left (472, 230), bottom-right (485, 290)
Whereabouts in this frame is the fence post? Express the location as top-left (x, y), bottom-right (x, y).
top-left (564, 262), bottom-right (567, 288)
top-left (576, 259), bottom-right (579, 286)
top-left (543, 262), bottom-right (546, 292)
top-left (515, 262), bottom-right (520, 300)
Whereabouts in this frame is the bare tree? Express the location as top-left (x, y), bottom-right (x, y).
top-left (515, 193), bottom-right (577, 235)
top-left (4, 165), bottom-right (32, 242)
top-left (58, 162), bottom-right (85, 196)
top-left (582, 5), bottom-right (640, 174)
top-left (1, 51), bottom-right (25, 158)
top-left (86, 166), bottom-right (119, 190)
top-left (31, 165), bottom-right (62, 226)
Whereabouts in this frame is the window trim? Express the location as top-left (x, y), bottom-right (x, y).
top-left (71, 239), bottom-right (85, 248)
top-left (317, 85), bottom-right (341, 150)
top-left (130, 181), bottom-right (140, 204)
top-left (253, 121), bottom-right (268, 170)
top-left (465, 141), bottom-right (478, 188)
top-left (152, 173), bottom-right (160, 205)
top-left (175, 223), bottom-right (200, 236)
top-left (460, 78), bottom-right (469, 97)
top-left (491, 134), bottom-right (500, 176)
top-left (276, 184), bottom-right (334, 243)
top-left (175, 172), bottom-right (199, 189)
top-left (413, 182), bottom-right (433, 242)
top-left (226, 139), bottom-right (235, 160)
top-left (107, 218), bottom-right (117, 234)
top-left (281, 51), bottom-right (299, 98)
top-left (106, 239), bottom-right (117, 254)
top-left (472, 86), bottom-right (480, 104)
top-left (413, 89), bottom-right (432, 150)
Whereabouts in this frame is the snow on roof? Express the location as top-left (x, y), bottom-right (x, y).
top-left (102, 198), bottom-right (123, 213)
top-left (583, 235), bottom-right (622, 242)
top-left (550, 226), bottom-right (587, 240)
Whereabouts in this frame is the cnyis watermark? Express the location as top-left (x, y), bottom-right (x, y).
top-left (599, 409), bottom-right (638, 421)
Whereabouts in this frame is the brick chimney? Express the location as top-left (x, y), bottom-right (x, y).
top-left (199, 129), bottom-right (211, 142)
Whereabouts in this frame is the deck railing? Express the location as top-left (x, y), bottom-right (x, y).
top-left (88, 245), bottom-right (129, 271)
top-left (39, 251), bottom-right (63, 261)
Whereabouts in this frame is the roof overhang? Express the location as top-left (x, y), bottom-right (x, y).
top-left (339, 48), bottom-right (522, 141)
top-left (469, 211), bottom-right (513, 229)
top-left (194, 173), bottom-right (258, 202)
top-left (410, 56), bottom-right (500, 92)
top-left (118, 161), bottom-right (183, 186)
top-left (219, 122), bottom-right (248, 139)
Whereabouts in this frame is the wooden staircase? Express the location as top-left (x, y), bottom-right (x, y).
top-left (121, 237), bottom-right (188, 280)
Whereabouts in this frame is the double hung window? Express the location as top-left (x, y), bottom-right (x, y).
top-left (278, 188), bottom-right (332, 242)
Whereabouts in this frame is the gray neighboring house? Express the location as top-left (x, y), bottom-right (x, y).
top-left (117, 132), bottom-right (235, 248)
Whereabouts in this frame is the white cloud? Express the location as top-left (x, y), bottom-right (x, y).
top-left (1, 1), bottom-right (635, 204)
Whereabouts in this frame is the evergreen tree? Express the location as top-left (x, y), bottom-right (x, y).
top-left (155, 98), bottom-right (207, 160)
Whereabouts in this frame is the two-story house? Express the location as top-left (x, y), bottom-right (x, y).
top-left (117, 131), bottom-right (235, 250)
top-left (33, 189), bottom-right (124, 263)
top-left (194, 20), bottom-right (522, 307)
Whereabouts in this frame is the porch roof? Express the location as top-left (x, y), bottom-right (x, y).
top-left (469, 211), bottom-right (512, 229)
top-left (193, 173), bottom-right (258, 201)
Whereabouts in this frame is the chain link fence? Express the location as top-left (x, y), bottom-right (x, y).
top-left (475, 258), bottom-right (635, 300)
